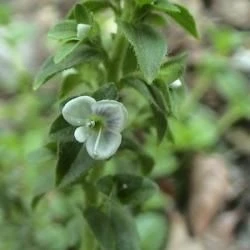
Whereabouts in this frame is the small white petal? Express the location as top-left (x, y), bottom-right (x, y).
top-left (86, 129), bottom-right (122, 160)
top-left (169, 79), bottom-right (182, 88)
top-left (62, 96), bottom-right (96, 126)
top-left (77, 23), bottom-right (91, 40)
top-left (74, 126), bottom-right (90, 143)
top-left (92, 100), bottom-right (128, 132)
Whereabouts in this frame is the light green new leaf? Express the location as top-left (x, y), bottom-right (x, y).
top-left (34, 45), bottom-right (101, 89)
top-left (48, 20), bottom-right (77, 41)
top-left (155, 3), bottom-right (198, 38)
top-left (121, 22), bottom-right (167, 83)
top-left (158, 53), bottom-right (187, 85)
top-left (54, 41), bottom-right (80, 64)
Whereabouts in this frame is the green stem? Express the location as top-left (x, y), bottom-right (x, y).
top-left (107, 32), bottom-right (128, 83)
top-left (107, 0), bottom-right (134, 83)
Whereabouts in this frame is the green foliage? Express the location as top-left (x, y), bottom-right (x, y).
top-left (154, 3), bottom-right (198, 37)
top-left (48, 20), bottom-right (77, 41)
top-left (34, 45), bottom-right (101, 89)
top-left (85, 204), bottom-right (140, 250)
top-left (121, 22), bottom-right (167, 83)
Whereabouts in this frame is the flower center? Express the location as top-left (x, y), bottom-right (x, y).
top-left (86, 120), bottom-right (96, 128)
top-left (86, 115), bottom-right (105, 131)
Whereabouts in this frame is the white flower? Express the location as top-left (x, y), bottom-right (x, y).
top-left (62, 96), bottom-right (128, 160)
top-left (169, 79), bottom-right (182, 88)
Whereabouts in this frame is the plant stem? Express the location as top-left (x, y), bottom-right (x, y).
top-left (107, 31), bottom-right (128, 83)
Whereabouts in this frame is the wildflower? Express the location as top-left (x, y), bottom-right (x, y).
top-left (62, 96), bottom-right (128, 160)
top-left (169, 79), bottom-right (182, 88)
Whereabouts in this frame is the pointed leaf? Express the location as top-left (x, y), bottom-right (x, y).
top-left (54, 41), bottom-right (80, 64)
top-left (156, 3), bottom-right (198, 38)
top-left (97, 174), bottom-right (158, 205)
top-left (93, 82), bottom-right (118, 101)
top-left (49, 115), bottom-right (75, 142)
top-left (84, 207), bottom-right (115, 250)
top-left (48, 20), bottom-right (77, 40)
top-left (34, 45), bottom-right (101, 89)
top-left (85, 204), bottom-right (140, 250)
top-left (110, 204), bottom-right (140, 250)
top-left (74, 3), bottom-right (91, 24)
top-left (158, 53), bottom-right (187, 85)
top-left (121, 22), bottom-right (167, 83)
top-left (56, 142), bottom-right (94, 186)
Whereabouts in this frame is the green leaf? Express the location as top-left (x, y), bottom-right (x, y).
top-left (59, 72), bottom-right (82, 99)
top-left (158, 53), bottom-right (187, 85)
top-left (154, 1), bottom-right (181, 13)
top-left (151, 104), bottom-right (168, 143)
top-left (84, 207), bottom-right (115, 250)
top-left (136, 212), bottom-right (167, 250)
top-left (121, 22), bottom-right (167, 83)
top-left (84, 1), bottom-right (112, 12)
top-left (121, 76), bottom-right (159, 109)
top-left (135, 0), bottom-right (153, 6)
top-left (109, 204), bottom-right (140, 250)
top-left (56, 142), bottom-right (94, 186)
top-left (49, 115), bottom-right (75, 142)
top-left (155, 3), bottom-right (198, 38)
top-left (97, 174), bottom-right (158, 205)
top-left (54, 41), bottom-right (80, 64)
top-left (34, 45), bottom-right (101, 89)
top-left (85, 204), bottom-right (140, 250)
top-left (48, 20), bottom-right (77, 41)
top-left (74, 3), bottom-right (91, 24)
top-left (93, 82), bottom-right (118, 101)
top-left (120, 136), bottom-right (154, 175)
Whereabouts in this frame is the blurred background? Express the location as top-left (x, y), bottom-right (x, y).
top-left (0, 0), bottom-right (250, 250)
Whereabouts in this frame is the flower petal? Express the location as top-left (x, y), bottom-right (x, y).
top-left (92, 100), bottom-right (128, 132)
top-left (62, 96), bottom-right (96, 126)
top-left (74, 126), bottom-right (89, 143)
top-left (86, 129), bottom-right (122, 160)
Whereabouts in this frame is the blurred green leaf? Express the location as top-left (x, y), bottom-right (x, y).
top-left (155, 3), bottom-right (198, 38)
top-left (48, 20), bottom-right (77, 41)
top-left (74, 3), bottom-right (91, 24)
top-left (154, 1), bottom-right (180, 12)
top-left (122, 76), bottom-right (161, 111)
top-left (110, 204), bottom-right (140, 250)
top-left (136, 212), bottom-right (167, 250)
top-left (120, 136), bottom-right (154, 175)
top-left (49, 115), bottom-right (75, 142)
top-left (93, 82), bottom-right (118, 100)
top-left (135, 0), bottom-right (153, 6)
top-left (54, 41), bottom-right (80, 64)
top-left (121, 22), bottom-right (167, 83)
top-left (34, 45), bottom-right (101, 89)
top-left (97, 174), bottom-right (158, 205)
top-left (85, 204), bottom-right (140, 250)
top-left (59, 72), bottom-right (82, 99)
top-left (84, 1), bottom-right (113, 12)
top-left (56, 142), bottom-right (94, 186)
top-left (158, 53), bottom-right (187, 85)
top-left (84, 207), bottom-right (115, 250)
